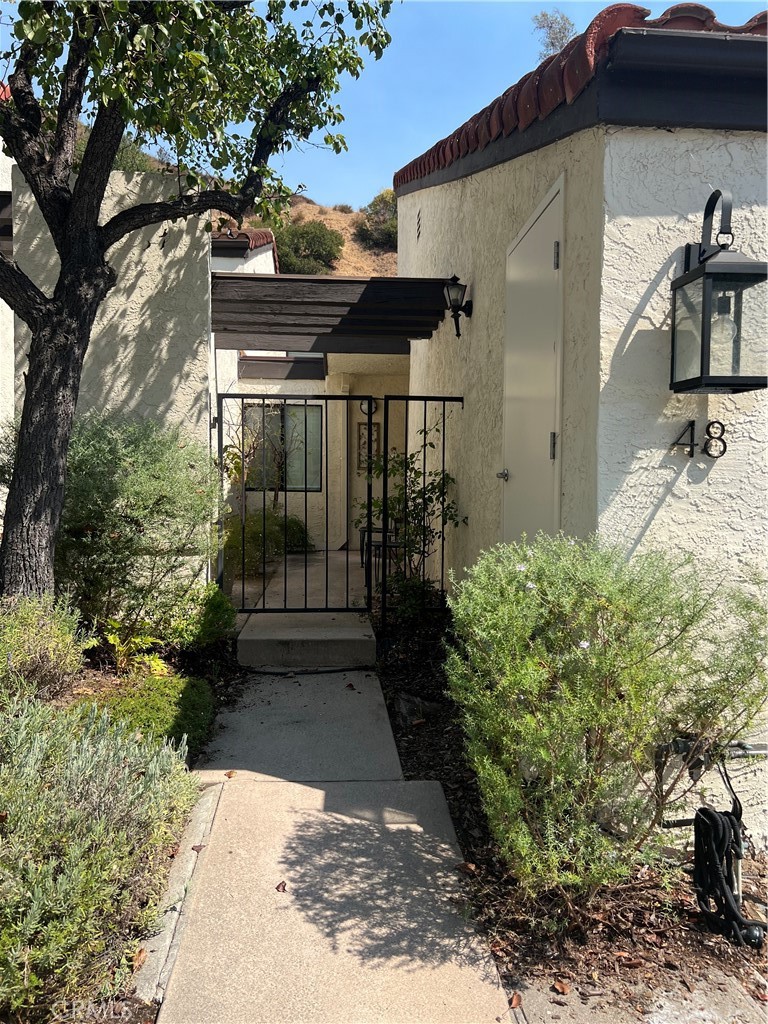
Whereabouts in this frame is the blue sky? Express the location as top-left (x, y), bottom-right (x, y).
top-left (270, 0), bottom-right (768, 208)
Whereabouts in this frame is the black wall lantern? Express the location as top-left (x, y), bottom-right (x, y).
top-left (444, 275), bottom-right (473, 338)
top-left (670, 190), bottom-right (767, 394)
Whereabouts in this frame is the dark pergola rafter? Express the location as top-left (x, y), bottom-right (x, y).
top-left (211, 272), bottom-right (451, 354)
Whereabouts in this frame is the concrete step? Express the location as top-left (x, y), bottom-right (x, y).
top-left (237, 612), bottom-right (376, 670)
top-left (158, 780), bottom-right (507, 1024)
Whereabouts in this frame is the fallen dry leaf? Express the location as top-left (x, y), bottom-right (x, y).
top-left (0, 811), bottom-right (8, 824)
top-left (224, 770), bottom-right (236, 778)
top-left (550, 997), bottom-right (567, 1007)
top-left (509, 992), bottom-right (522, 1009)
top-left (553, 979), bottom-right (571, 996)
top-left (412, 718), bottom-right (426, 727)
top-left (275, 880), bottom-right (287, 893)
top-left (345, 683), bottom-right (356, 690)
top-left (191, 844), bottom-right (206, 853)
top-left (133, 947), bottom-right (147, 971)
top-left (456, 861), bottom-right (477, 875)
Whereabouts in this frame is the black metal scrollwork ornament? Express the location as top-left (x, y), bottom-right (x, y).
top-left (703, 420), bottom-right (727, 459)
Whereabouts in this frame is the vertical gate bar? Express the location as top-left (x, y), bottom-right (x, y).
top-left (283, 400), bottom-right (288, 610)
top-left (304, 399), bottom-right (308, 610)
top-left (345, 397), bottom-right (349, 609)
top-left (381, 397), bottom-right (390, 630)
top-left (440, 399), bottom-right (447, 594)
top-left (366, 397), bottom-right (373, 612)
top-left (403, 398), bottom-right (409, 578)
top-left (216, 392), bottom-right (225, 590)
top-left (422, 399), bottom-right (427, 587)
top-left (261, 398), bottom-right (267, 610)
top-left (324, 398), bottom-right (329, 610)
top-left (240, 397), bottom-right (246, 612)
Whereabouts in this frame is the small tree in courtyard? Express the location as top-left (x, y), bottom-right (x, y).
top-left (0, 0), bottom-right (391, 598)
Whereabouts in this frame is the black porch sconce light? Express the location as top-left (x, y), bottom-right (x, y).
top-left (670, 189), bottom-right (767, 394)
top-left (444, 275), bottom-right (473, 338)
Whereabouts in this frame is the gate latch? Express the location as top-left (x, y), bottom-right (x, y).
top-left (496, 469), bottom-right (509, 481)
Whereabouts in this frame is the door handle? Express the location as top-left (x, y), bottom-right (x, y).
top-left (496, 469), bottom-right (509, 481)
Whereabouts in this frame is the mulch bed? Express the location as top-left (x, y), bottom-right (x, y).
top-left (374, 613), bottom-right (768, 1013)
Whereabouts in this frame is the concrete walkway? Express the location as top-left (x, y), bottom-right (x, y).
top-left (156, 620), bottom-right (507, 1024)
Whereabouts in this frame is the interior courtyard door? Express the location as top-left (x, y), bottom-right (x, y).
top-left (502, 183), bottom-right (563, 543)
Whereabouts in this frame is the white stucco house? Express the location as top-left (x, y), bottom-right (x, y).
top-left (393, 2), bottom-right (767, 588)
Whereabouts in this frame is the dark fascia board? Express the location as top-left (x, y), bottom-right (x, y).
top-left (394, 31), bottom-right (767, 198)
top-left (211, 238), bottom-right (251, 257)
top-left (239, 357), bottom-right (326, 380)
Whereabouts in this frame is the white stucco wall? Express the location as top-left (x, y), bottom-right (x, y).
top-left (13, 168), bottom-right (211, 446)
top-left (398, 129), bottom-right (605, 580)
top-left (211, 244), bottom-right (275, 276)
top-left (598, 128), bottom-right (768, 582)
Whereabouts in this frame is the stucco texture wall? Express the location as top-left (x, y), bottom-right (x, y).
top-left (598, 128), bottom-right (768, 581)
top-left (13, 168), bottom-right (211, 446)
top-left (399, 129), bottom-right (605, 581)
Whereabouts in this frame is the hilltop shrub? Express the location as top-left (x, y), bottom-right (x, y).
top-left (273, 220), bottom-right (343, 274)
top-left (0, 596), bottom-right (91, 700)
top-left (51, 415), bottom-right (218, 630)
top-left (354, 188), bottom-right (397, 251)
top-left (0, 699), bottom-right (197, 1018)
top-left (446, 535), bottom-right (767, 897)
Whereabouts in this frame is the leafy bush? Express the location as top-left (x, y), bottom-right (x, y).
top-left (0, 698), bottom-right (197, 1018)
top-left (333, 203), bottom-right (353, 214)
top-left (273, 220), bottom-right (343, 274)
top-left (83, 669), bottom-right (215, 761)
top-left (223, 508), bottom-right (314, 579)
top-left (0, 596), bottom-right (92, 700)
top-left (354, 188), bottom-right (397, 251)
top-left (155, 582), bottom-right (236, 651)
top-left (446, 535), bottom-right (767, 897)
top-left (52, 415), bottom-right (218, 630)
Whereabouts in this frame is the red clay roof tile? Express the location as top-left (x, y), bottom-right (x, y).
top-left (393, 3), bottom-right (766, 191)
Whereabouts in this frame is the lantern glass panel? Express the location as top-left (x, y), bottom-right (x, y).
top-left (672, 279), bottom-right (703, 384)
top-left (709, 276), bottom-right (766, 378)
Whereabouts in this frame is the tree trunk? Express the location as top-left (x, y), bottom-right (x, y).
top-left (0, 263), bottom-right (114, 597)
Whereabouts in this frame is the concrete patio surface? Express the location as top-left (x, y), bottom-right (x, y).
top-left (196, 670), bottom-right (402, 784)
top-left (156, 619), bottom-right (507, 1024)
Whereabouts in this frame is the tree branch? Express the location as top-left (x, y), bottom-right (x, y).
top-left (101, 189), bottom-right (247, 251)
top-left (51, 7), bottom-right (99, 183)
top-left (100, 73), bottom-right (324, 251)
top-left (68, 101), bottom-right (126, 251)
top-left (0, 255), bottom-right (49, 330)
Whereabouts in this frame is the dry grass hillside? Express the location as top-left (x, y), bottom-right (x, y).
top-left (247, 195), bottom-right (397, 278)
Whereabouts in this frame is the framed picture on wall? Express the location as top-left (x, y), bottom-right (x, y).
top-left (357, 421), bottom-right (380, 470)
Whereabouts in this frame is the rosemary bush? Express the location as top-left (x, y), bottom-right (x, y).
top-left (0, 596), bottom-right (91, 700)
top-left (446, 535), bottom-right (767, 896)
top-left (0, 699), bottom-right (197, 1019)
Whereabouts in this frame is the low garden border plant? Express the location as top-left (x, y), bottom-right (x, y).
top-left (0, 698), bottom-right (197, 1020)
top-left (446, 534), bottom-right (767, 899)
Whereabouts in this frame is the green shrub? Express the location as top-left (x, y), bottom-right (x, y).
top-left (52, 415), bottom-right (218, 630)
top-left (222, 508), bottom-right (314, 578)
top-left (0, 596), bottom-right (91, 700)
top-left (354, 188), bottom-right (397, 251)
top-left (0, 698), bottom-right (197, 1017)
top-left (273, 220), bottom-right (343, 274)
top-left (446, 535), bottom-right (767, 897)
top-left (156, 582), bottom-right (236, 651)
top-left (84, 669), bottom-right (215, 761)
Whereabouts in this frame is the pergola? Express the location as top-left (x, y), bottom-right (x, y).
top-left (211, 272), bottom-right (452, 355)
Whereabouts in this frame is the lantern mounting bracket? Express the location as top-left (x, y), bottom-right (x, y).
top-left (684, 189), bottom-right (733, 271)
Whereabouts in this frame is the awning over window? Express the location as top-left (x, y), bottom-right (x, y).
top-left (211, 272), bottom-right (451, 355)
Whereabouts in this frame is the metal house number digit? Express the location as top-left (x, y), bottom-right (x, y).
top-left (703, 420), bottom-right (727, 459)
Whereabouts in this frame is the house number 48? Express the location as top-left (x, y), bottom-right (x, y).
top-left (703, 420), bottom-right (727, 459)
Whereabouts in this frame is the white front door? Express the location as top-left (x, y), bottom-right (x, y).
top-left (502, 185), bottom-right (563, 543)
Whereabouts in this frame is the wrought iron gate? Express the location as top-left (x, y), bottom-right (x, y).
top-left (215, 392), bottom-right (463, 616)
